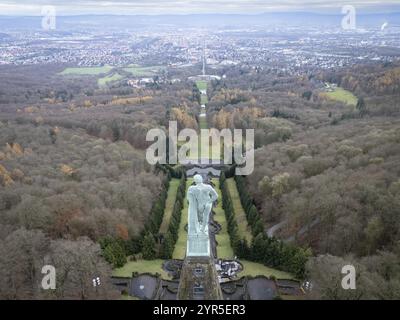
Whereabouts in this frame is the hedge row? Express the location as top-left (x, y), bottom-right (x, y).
top-left (251, 234), bottom-right (311, 279)
top-left (140, 165), bottom-right (187, 260)
top-left (234, 175), bottom-right (265, 237)
top-left (223, 168), bottom-right (310, 279)
top-left (159, 174), bottom-right (187, 259)
top-left (220, 172), bottom-right (250, 259)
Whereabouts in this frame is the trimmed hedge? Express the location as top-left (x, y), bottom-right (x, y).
top-left (100, 237), bottom-right (127, 268)
top-left (159, 173), bottom-right (187, 259)
top-left (222, 168), bottom-right (310, 279)
top-left (139, 164), bottom-right (185, 260)
top-left (220, 172), bottom-right (250, 259)
top-left (143, 176), bottom-right (170, 236)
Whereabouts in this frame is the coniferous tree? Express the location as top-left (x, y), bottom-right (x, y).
top-left (102, 242), bottom-right (126, 268)
top-left (159, 232), bottom-right (174, 259)
top-left (356, 97), bottom-right (367, 117)
top-left (142, 233), bottom-right (156, 260)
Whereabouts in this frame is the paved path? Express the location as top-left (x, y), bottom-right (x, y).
top-left (266, 220), bottom-right (288, 238)
top-left (285, 217), bottom-right (320, 243)
top-left (266, 217), bottom-right (320, 242)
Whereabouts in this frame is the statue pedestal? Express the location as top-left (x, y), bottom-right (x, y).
top-left (180, 177), bottom-right (221, 299)
top-left (187, 234), bottom-right (210, 257)
top-left (179, 228), bottom-right (222, 300)
top-left (177, 256), bottom-right (223, 300)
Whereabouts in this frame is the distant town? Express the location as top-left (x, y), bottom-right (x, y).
top-left (1, 18), bottom-right (399, 78)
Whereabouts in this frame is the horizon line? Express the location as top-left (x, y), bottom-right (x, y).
top-left (1, 11), bottom-right (400, 18)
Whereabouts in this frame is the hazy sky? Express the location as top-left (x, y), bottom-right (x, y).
top-left (0, 0), bottom-right (399, 15)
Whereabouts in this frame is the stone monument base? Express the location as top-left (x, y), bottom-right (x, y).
top-left (177, 256), bottom-right (223, 300)
top-left (187, 234), bottom-right (210, 257)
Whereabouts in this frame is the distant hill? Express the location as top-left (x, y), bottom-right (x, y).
top-left (0, 12), bottom-right (399, 31)
top-left (0, 32), bottom-right (11, 40)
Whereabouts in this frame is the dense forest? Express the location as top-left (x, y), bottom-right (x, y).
top-left (0, 60), bottom-right (399, 299)
top-left (205, 62), bottom-right (400, 299)
top-left (0, 64), bottom-right (199, 299)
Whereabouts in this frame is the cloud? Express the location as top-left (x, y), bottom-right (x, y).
top-left (0, 0), bottom-right (399, 15)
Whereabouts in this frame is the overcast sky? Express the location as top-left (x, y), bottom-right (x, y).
top-left (0, 0), bottom-right (399, 15)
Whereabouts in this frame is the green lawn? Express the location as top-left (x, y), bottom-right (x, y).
top-left (59, 66), bottom-right (123, 88)
top-left (60, 65), bottom-right (114, 76)
top-left (159, 179), bottom-right (180, 234)
top-left (121, 294), bottom-right (139, 300)
top-left (123, 65), bottom-right (164, 76)
top-left (182, 143), bottom-right (222, 161)
top-left (239, 260), bottom-right (295, 280)
top-left (213, 180), bottom-right (235, 259)
top-left (281, 295), bottom-right (305, 300)
top-left (226, 178), bottom-right (252, 243)
top-left (98, 73), bottom-right (124, 87)
top-left (112, 259), bottom-right (170, 279)
top-left (200, 94), bottom-right (208, 105)
top-left (177, 140), bottom-right (196, 161)
top-left (171, 179), bottom-right (234, 260)
top-left (324, 86), bottom-right (358, 106)
top-left (178, 114), bottom-right (223, 161)
top-left (177, 134), bottom-right (222, 161)
top-left (172, 179), bottom-right (193, 259)
top-left (199, 114), bottom-right (208, 130)
top-left (196, 80), bottom-right (208, 91)
top-left (208, 134), bottom-right (225, 161)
